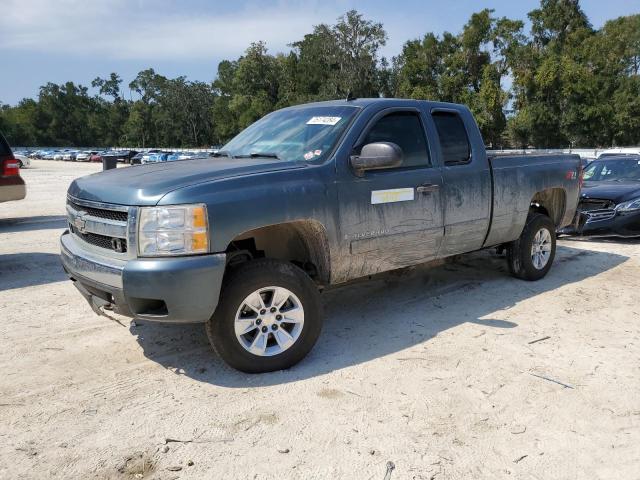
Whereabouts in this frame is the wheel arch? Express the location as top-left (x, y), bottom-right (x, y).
top-left (224, 220), bottom-right (332, 285)
top-left (530, 188), bottom-right (567, 226)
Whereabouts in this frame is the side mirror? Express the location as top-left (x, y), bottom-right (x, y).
top-left (350, 142), bottom-right (403, 177)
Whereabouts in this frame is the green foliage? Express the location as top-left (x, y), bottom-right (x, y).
top-left (0, 4), bottom-right (639, 149)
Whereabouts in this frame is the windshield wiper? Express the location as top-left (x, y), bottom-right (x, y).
top-left (235, 152), bottom-right (280, 160)
top-left (212, 150), bottom-right (234, 158)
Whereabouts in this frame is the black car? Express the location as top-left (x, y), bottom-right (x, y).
top-left (114, 150), bottom-right (139, 164)
top-left (567, 155), bottom-right (640, 237)
top-left (130, 152), bottom-right (144, 164)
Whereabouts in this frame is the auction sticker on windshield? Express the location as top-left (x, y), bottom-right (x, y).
top-left (307, 116), bottom-right (342, 125)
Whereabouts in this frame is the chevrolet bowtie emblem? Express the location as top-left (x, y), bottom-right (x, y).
top-left (74, 212), bottom-right (87, 234)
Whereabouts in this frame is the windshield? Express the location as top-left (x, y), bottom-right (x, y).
top-left (583, 157), bottom-right (640, 182)
top-left (220, 106), bottom-right (359, 162)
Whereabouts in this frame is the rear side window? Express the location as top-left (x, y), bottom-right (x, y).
top-left (0, 134), bottom-right (12, 157)
top-left (361, 112), bottom-right (430, 168)
top-left (432, 111), bottom-right (471, 165)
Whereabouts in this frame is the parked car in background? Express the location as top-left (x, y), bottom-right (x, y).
top-left (55, 150), bottom-right (73, 161)
top-left (14, 154), bottom-right (31, 168)
top-left (598, 148), bottom-right (640, 159)
top-left (144, 152), bottom-right (170, 163)
top-left (62, 151), bottom-right (79, 161)
top-left (114, 150), bottom-right (138, 164)
top-left (130, 152), bottom-right (145, 164)
top-left (14, 150), bottom-right (32, 159)
top-left (562, 154), bottom-right (640, 238)
top-left (76, 151), bottom-right (97, 162)
top-left (43, 151), bottom-right (57, 160)
top-left (141, 149), bottom-right (163, 163)
top-left (189, 152), bottom-right (212, 160)
top-left (0, 132), bottom-right (26, 203)
top-left (90, 151), bottom-right (107, 162)
top-left (165, 151), bottom-right (198, 162)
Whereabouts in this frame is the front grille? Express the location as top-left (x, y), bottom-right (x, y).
top-left (68, 200), bottom-right (128, 222)
top-left (69, 225), bottom-right (128, 252)
top-left (579, 197), bottom-right (617, 223)
top-left (67, 197), bottom-right (131, 255)
top-left (584, 209), bottom-right (616, 222)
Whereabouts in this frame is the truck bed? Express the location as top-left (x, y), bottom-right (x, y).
top-left (484, 153), bottom-right (581, 247)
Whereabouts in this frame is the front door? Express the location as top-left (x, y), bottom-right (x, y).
top-left (335, 109), bottom-right (444, 282)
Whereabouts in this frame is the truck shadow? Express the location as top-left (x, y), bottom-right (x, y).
top-left (0, 252), bottom-right (67, 291)
top-left (131, 243), bottom-right (628, 386)
top-left (0, 215), bottom-right (67, 233)
top-left (560, 236), bottom-right (640, 246)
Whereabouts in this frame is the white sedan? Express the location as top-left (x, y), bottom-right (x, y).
top-left (14, 154), bottom-right (31, 168)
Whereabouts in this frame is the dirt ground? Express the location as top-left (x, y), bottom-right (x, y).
top-left (1, 160), bottom-right (639, 479)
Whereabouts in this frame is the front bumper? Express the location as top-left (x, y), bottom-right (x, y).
top-left (0, 176), bottom-right (26, 203)
top-left (560, 210), bottom-right (640, 238)
top-left (60, 230), bottom-right (226, 323)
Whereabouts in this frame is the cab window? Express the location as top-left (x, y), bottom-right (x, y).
top-left (360, 111), bottom-right (430, 168)
top-left (432, 111), bottom-right (471, 165)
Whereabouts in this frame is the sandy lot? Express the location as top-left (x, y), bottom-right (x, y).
top-left (1, 160), bottom-right (639, 479)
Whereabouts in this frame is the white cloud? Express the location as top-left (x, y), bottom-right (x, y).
top-left (0, 0), bottom-right (344, 60)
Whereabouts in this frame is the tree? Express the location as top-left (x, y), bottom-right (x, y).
top-left (287, 10), bottom-right (386, 100)
top-left (91, 73), bottom-right (129, 145)
top-left (393, 9), bottom-right (511, 143)
top-left (332, 10), bottom-right (387, 97)
top-left (92, 73), bottom-right (124, 103)
top-left (508, 0), bottom-right (594, 147)
top-left (126, 69), bottom-right (167, 147)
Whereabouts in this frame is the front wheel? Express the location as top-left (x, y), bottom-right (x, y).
top-left (506, 213), bottom-right (556, 281)
top-left (206, 259), bottom-right (323, 373)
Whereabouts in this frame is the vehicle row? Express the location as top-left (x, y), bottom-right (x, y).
top-left (25, 149), bottom-right (138, 163)
top-left (21, 148), bottom-right (215, 164)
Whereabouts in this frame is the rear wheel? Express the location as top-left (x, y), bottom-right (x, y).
top-left (206, 259), bottom-right (323, 373)
top-left (506, 213), bottom-right (556, 281)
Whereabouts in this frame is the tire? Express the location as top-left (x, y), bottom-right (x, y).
top-left (17, 160), bottom-right (23, 168)
top-left (506, 213), bottom-right (556, 281)
top-left (206, 259), bottom-right (323, 373)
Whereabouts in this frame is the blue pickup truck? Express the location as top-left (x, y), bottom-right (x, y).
top-left (61, 99), bottom-right (581, 372)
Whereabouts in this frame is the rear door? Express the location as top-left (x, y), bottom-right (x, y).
top-left (336, 108), bottom-right (444, 279)
top-left (430, 109), bottom-right (491, 256)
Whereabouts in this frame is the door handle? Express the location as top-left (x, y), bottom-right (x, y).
top-left (416, 184), bottom-right (440, 194)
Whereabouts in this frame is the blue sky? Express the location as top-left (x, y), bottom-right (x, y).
top-left (1, 0), bottom-right (638, 105)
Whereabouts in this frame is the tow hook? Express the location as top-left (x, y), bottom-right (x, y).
top-left (89, 296), bottom-right (111, 317)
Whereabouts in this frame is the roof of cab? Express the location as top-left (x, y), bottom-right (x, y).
top-left (283, 97), bottom-right (467, 111)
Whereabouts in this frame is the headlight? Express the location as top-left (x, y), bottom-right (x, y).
top-left (615, 197), bottom-right (640, 213)
top-left (138, 204), bottom-right (209, 256)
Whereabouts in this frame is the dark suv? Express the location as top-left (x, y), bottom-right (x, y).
top-left (0, 133), bottom-right (26, 203)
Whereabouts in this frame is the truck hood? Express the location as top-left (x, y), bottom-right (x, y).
top-left (581, 180), bottom-right (640, 204)
top-left (68, 157), bottom-right (305, 205)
